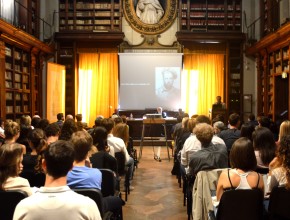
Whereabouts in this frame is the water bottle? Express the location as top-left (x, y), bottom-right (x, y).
top-left (130, 113), bottom-right (133, 119)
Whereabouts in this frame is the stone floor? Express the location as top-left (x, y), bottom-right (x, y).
top-left (122, 146), bottom-right (187, 220)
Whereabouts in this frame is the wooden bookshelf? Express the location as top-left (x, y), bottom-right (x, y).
top-left (0, 19), bottom-right (54, 121)
top-left (179, 0), bottom-right (241, 32)
top-left (247, 22), bottom-right (290, 121)
top-left (59, 0), bottom-right (122, 32)
top-left (228, 42), bottom-right (243, 114)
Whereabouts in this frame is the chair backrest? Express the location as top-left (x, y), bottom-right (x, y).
top-left (73, 188), bottom-right (104, 218)
top-left (268, 186), bottom-right (290, 220)
top-left (0, 190), bottom-right (28, 220)
top-left (216, 189), bottom-right (264, 220)
top-left (115, 152), bottom-right (126, 176)
top-left (99, 168), bottom-right (116, 197)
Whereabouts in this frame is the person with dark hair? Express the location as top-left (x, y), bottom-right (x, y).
top-left (216, 137), bottom-right (264, 201)
top-left (248, 113), bottom-right (258, 128)
top-left (240, 122), bottom-right (255, 141)
top-left (252, 127), bottom-right (276, 168)
top-left (101, 118), bottom-right (134, 190)
top-left (56, 113), bottom-right (64, 128)
top-left (218, 113), bottom-right (241, 151)
top-left (31, 116), bottom-right (41, 129)
top-left (14, 140), bottom-right (101, 220)
top-left (188, 123), bottom-right (228, 175)
top-left (212, 96), bottom-right (226, 110)
top-left (58, 118), bottom-right (77, 141)
top-left (44, 122), bottom-right (60, 145)
top-left (35, 118), bottom-right (50, 131)
top-left (17, 115), bottom-right (33, 152)
top-left (67, 131), bottom-right (123, 215)
top-left (90, 126), bottom-right (118, 174)
top-left (22, 128), bottom-right (48, 174)
top-left (258, 116), bottom-right (271, 128)
top-left (0, 143), bottom-right (32, 196)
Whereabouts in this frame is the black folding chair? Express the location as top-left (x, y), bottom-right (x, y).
top-left (268, 186), bottom-right (290, 220)
top-left (216, 189), bottom-right (264, 220)
top-left (0, 190), bottom-right (28, 220)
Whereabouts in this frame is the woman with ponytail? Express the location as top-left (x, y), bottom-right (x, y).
top-left (22, 128), bottom-right (48, 174)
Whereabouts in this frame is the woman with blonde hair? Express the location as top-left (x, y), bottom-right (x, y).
top-left (112, 123), bottom-right (129, 146)
top-left (4, 120), bottom-right (26, 154)
top-left (0, 143), bottom-right (32, 195)
top-left (268, 135), bottom-right (290, 192)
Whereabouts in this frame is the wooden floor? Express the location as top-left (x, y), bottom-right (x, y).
top-left (122, 146), bottom-right (187, 220)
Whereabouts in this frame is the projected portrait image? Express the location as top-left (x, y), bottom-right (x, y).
top-left (155, 67), bottom-right (181, 102)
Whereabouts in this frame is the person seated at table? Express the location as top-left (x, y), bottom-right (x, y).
top-left (216, 137), bottom-right (264, 201)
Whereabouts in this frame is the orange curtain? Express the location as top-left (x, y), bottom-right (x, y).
top-left (46, 62), bottom-right (66, 122)
top-left (183, 51), bottom-right (225, 116)
top-left (77, 52), bottom-right (118, 126)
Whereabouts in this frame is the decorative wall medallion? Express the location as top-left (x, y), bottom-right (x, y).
top-left (123, 0), bottom-right (178, 35)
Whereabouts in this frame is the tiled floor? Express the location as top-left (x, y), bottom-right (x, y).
top-left (122, 146), bottom-right (187, 220)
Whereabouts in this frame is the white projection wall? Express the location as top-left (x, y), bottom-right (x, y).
top-left (119, 53), bottom-right (183, 110)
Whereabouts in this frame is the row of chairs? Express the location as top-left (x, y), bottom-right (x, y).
top-left (183, 168), bottom-right (290, 220)
top-left (1, 168), bottom-right (123, 220)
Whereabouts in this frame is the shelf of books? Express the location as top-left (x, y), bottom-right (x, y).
top-left (59, 0), bottom-right (121, 32)
top-left (179, 0), bottom-right (241, 32)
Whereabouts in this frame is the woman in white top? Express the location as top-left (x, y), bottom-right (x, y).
top-left (0, 143), bottom-right (32, 196)
top-left (216, 137), bottom-right (264, 201)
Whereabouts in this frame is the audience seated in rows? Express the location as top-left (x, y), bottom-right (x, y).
top-left (13, 140), bottom-right (101, 220)
top-left (101, 118), bottom-right (134, 190)
top-left (67, 131), bottom-right (124, 215)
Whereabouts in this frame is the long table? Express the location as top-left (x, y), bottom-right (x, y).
top-left (127, 118), bottom-right (177, 140)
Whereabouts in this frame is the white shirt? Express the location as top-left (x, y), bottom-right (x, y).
top-left (13, 186), bottom-right (101, 220)
top-left (181, 134), bottom-right (225, 167)
top-left (107, 133), bottom-right (130, 163)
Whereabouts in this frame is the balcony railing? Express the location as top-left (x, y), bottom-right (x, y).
top-left (245, 0), bottom-right (286, 46)
top-left (0, 0), bottom-right (53, 41)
